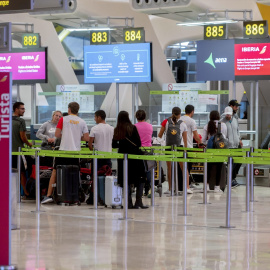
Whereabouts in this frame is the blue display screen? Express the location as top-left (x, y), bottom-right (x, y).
top-left (84, 43), bottom-right (152, 83)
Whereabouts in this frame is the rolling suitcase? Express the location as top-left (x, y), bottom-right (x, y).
top-left (105, 176), bottom-right (122, 208)
top-left (98, 176), bottom-right (105, 203)
top-left (56, 165), bottom-right (80, 205)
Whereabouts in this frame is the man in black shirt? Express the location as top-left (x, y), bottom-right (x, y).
top-left (12, 102), bottom-right (32, 196)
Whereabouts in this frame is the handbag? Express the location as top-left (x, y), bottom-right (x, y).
top-left (125, 137), bottom-right (157, 172)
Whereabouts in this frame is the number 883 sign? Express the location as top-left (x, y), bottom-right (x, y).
top-left (204, 24), bottom-right (227, 40)
top-left (90, 30), bottom-right (110, 45)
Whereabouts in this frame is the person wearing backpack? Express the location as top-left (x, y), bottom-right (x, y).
top-left (221, 106), bottom-right (242, 188)
top-left (202, 110), bottom-right (227, 192)
top-left (158, 107), bottom-right (192, 195)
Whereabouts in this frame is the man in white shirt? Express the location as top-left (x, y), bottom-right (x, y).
top-left (41, 102), bottom-right (89, 204)
top-left (89, 110), bottom-right (114, 169)
top-left (180, 105), bottom-right (202, 148)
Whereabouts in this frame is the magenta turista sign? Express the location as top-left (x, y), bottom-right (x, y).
top-left (0, 48), bottom-right (47, 83)
top-left (0, 72), bottom-right (11, 265)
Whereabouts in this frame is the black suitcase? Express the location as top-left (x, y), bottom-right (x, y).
top-left (56, 165), bottom-right (80, 205)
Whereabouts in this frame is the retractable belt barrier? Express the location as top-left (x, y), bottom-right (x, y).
top-left (12, 146), bottom-right (270, 225)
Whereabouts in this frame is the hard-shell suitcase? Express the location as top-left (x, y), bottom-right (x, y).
top-left (98, 176), bottom-right (105, 203)
top-left (56, 165), bottom-right (80, 205)
top-left (105, 176), bottom-right (122, 208)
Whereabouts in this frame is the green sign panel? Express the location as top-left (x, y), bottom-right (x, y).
top-left (150, 91), bottom-right (178, 95)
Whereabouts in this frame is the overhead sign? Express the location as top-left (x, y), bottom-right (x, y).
top-left (123, 27), bottom-right (145, 43)
top-left (0, 48), bottom-right (47, 84)
top-left (0, 72), bottom-right (11, 266)
top-left (22, 33), bottom-right (40, 48)
top-left (0, 0), bottom-right (33, 12)
top-left (243, 20), bottom-right (268, 39)
top-left (204, 24), bottom-right (227, 40)
top-left (197, 40), bottom-right (235, 81)
top-left (235, 39), bottom-right (270, 81)
top-left (84, 43), bottom-right (153, 83)
top-left (90, 30), bottom-right (110, 45)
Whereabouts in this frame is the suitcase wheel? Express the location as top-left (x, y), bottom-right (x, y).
top-left (105, 205), bottom-right (107, 208)
top-left (121, 206), bottom-right (123, 209)
top-left (112, 206), bottom-right (116, 209)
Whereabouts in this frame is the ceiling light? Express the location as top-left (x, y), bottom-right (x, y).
top-left (66, 27), bottom-right (115, 31)
top-left (177, 20), bottom-right (238, 26)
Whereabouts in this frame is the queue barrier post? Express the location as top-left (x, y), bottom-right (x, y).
top-left (200, 148), bottom-right (209, 205)
top-left (221, 156), bottom-right (235, 228)
top-left (245, 151), bottom-right (250, 212)
top-left (17, 147), bottom-right (21, 203)
top-left (170, 145), bottom-right (175, 197)
top-left (93, 150), bottom-right (98, 210)
top-left (151, 166), bottom-right (155, 206)
top-left (250, 147), bottom-right (255, 202)
top-left (119, 154), bottom-right (131, 220)
top-left (32, 150), bottom-right (44, 213)
top-left (174, 145), bottom-right (178, 196)
top-left (179, 151), bottom-right (190, 216)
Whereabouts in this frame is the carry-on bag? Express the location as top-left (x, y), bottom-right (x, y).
top-left (104, 176), bottom-right (122, 208)
top-left (56, 165), bottom-right (80, 205)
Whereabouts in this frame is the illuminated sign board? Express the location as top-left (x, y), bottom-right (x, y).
top-left (84, 43), bottom-right (152, 83)
top-left (243, 20), bottom-right (268, 39)
top-left (235, 39), bottom-right (270, 81)
top-left (204, 24), bottom-right (227, 40)
top-left (90, 30), bottom-right (110, 45)
top-left (197, 40), bottom-right (235, 81)
top-left (22, 33), bottom-right (40, 48)
top-left (123, 28), bottom-right (145, 43)
top-left (0, 48), bottom-right (48, 84)
top-left (0, 0), bottom-right (33, 12)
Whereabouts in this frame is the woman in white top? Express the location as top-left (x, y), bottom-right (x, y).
top-left (202, 110), bottom-right (227, 192)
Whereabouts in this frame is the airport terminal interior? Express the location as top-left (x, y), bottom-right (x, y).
top-left (3, 0), bottom-right (270, 269)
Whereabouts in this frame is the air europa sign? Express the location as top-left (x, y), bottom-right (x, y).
top-left (0, 0), bottom-right (33, 11)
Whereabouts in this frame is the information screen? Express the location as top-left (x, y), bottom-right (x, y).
top-left (197, 40), bottom-right (235, 81)
top-left (235, 39), bottom-right (270, 81)
top-left (0, 48), bottom-right (47, 84)
top-left (84, 43), bottom-right (152, 83)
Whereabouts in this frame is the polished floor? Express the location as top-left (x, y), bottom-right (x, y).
top-left (12, 185), bottom-right (270, 270)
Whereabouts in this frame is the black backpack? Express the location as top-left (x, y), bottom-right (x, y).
top-left (213, 122), bottom-right (228, 149)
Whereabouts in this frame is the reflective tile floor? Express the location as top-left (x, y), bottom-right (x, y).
top-left (12, 185), bottom-right (270, 270)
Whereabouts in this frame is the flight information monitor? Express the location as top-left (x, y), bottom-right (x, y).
top-left (0, 47), bottom-right (47, 84)
top-left (235, 39), bottom-right (270, 81)
top-left (84, 43), bottom-right (153, 83)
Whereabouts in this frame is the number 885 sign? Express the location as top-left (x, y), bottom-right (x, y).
top-left (203, 24), bottom-right (227, 40)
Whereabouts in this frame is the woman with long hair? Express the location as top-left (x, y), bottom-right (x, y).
top-left (158, 107), bottom-right (192, 195)
top-left (112, 111), bottom-right (148, 209)
top-left (202, 110), bottom-right (227, 192)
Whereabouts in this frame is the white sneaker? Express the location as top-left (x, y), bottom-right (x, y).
top-left (164, 189), bottom-right (171, 194)
top-left (187, 188), bottom-right (193, 194)
top-left (214, 186), bottom-right (222, 193)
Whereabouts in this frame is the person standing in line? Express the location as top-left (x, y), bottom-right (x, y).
top-left (112, 111), bottom-right (148, 209)
top-left (202, 110), bottom-right (227, 192)
top-left (41, 102), bottom-right (89, 204)
top-left (221, 105), bottom-right (242, 188)
top-left (158, 107), bottom-right (192, 195)
top-left (180, 104), bottom-right (203, 148)
top-left (135, 110), bottom-right (153, 196)
top-left (36, 110), bottom-right (63, 149)
top-left (88, 110), bottom-right (114, 169)
top-left (12, 102), bottom-right (33, 197)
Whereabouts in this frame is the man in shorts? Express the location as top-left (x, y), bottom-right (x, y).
top-left (41, 102), bottom-right (89, 204)
top-left (12, 102), bottom-right (32, 196)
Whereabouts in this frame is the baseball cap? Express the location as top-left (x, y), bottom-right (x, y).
top-left (228, 99), bottom-right (241, 107)
top-left (224, 106), bottom-right (233, 115)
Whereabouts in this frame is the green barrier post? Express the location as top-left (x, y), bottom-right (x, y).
top-left (250, 147), bottom-right (254, 202)
top-left (170, 145), bottom-right (175, 197)
top-left (246, 152), bottom-right (250, 212)
top-left (17, 147), bottom-right (21, 203)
